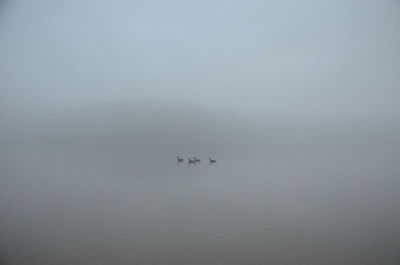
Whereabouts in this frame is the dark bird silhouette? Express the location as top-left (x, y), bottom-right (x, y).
top-left (209, 157), bottom-right (216, 164)
top-left (194, 157), bottom-right (201, 163)
top-left (177, 156), bottom-right (184, 163)
top-left (188, 158), bottom-right (196, 164)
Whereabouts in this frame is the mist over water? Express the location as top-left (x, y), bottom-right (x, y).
top-left (1, 102), bottom-right (400, 265)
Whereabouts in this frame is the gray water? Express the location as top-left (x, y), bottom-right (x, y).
top-left (1, 107), bottom-right (400, 265)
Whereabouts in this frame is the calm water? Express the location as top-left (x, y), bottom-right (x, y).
top-left (1, 133), bottom-right (400, 265)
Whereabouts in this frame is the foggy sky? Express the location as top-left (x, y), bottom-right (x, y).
top-left (1, 0), bottom-right (400, 123)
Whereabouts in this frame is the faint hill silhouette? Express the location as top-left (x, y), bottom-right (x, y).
top-left (30, 100), bottom-right (251, 156)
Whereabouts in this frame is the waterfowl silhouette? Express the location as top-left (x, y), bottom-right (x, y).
top-left (177, 156), bottom-right (184, 163)
top-left (194, 157), bottom-right (201, 163)
top-left (188, 158), bottom-right (195, 164)
top-left (209, 157), bottom-right (216, 164)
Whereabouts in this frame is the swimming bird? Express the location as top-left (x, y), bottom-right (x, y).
top-left (177, 156), bottom-right (184, 163)
top-left (188, 158), bottom-right (195, 164)
top-left (194, 157), bottom-right (201, 163)
top-left (209, 157), bottom-right (216, 164)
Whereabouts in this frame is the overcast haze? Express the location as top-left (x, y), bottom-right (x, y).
top-left (1, 1), bottom-right (400, 265)
top-left (1, 0), bottom-right (400, 123)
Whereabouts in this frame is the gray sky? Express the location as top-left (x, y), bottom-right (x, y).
top-left (1, 0), bottom-right (400, 123)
